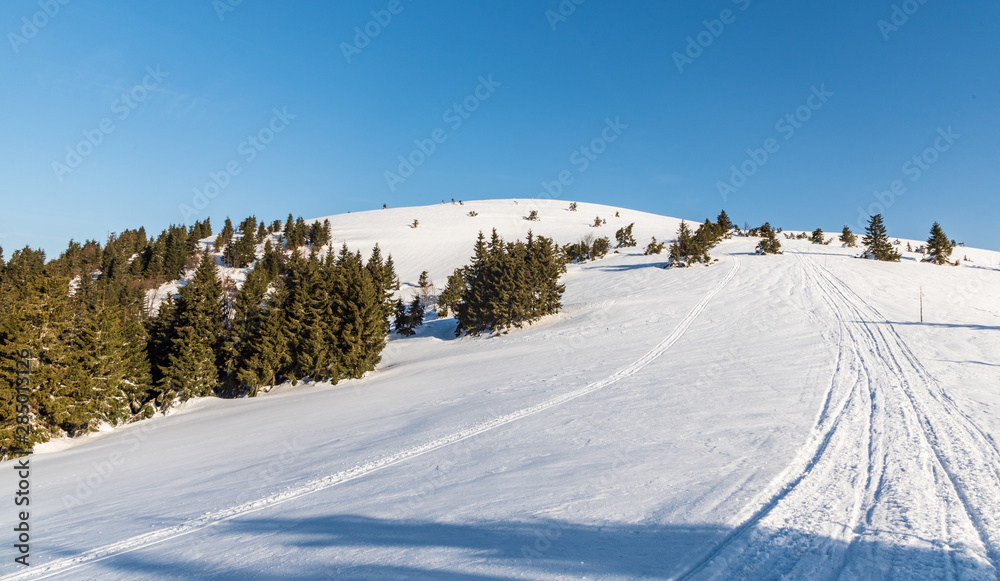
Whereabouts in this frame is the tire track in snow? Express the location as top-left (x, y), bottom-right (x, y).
top-left (676, 254), bottom-right (876, 580)
top-left (812, 258), bottom-right (1000, 576)
top-left (680, 253), bottom-right (999, 580)
top-left (3, 257), bottom-right (741, 581)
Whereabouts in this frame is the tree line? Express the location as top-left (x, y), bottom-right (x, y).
top-left (0, 215), bottom-right (394, 458)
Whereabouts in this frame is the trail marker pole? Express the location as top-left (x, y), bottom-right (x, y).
top-left (920, 286), bottom-right (924, 323)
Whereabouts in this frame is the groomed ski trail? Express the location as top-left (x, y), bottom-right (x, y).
top-left (4, 258), bottom-right (741, 581)
top-left (679, 253), bottom-right (1000, 580)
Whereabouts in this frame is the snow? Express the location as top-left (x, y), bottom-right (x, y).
top-left (4, 199), bottom-right (1000, 580)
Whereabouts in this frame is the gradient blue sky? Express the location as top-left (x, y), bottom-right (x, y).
top-left (2, 0), bottom-right (998, 257)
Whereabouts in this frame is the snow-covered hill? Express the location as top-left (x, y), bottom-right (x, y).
top-left (6, 200), bottom-right (1000, 580)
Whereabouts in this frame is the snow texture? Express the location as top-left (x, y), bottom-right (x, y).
top-left (5, 199), bottom-right (1000, 580)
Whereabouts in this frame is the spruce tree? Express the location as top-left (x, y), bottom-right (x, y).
top-left (666, 221), bottom-right (717, 267)
top-left (416, 270), bottom-right (436, 309)
top-left (716, 210), bottom-right (734, 237)
top-left (755, 223), bottom-right (783, 255)
top-left (862, 214), bottom-right (901, 261)
top-left (437, 268), bottom-right (466, 318)
top-left (216, 218), bottom-right (234, 256)
top-left (332, 247), bottom-right (385, 378)
top-left (924, 222), bottom-right (955, 265)
top-left (157, 251), bottom-right (223, 405)
top-left (840, 225), bottom-right (857, 247)
top-left (615, 223), bottom-right (636, 248)
top-left (591, 236), bottom-right (611, 259)
top-left (644, 237), bottom-right (665, 255)
top-left (394, 298), bottom-right (414, 336)
top-left (407, 296), bottom-right (425, 332)
top-left (811, 228), bottom-right (825, 244)
top-left (236, 281), bottom-right (291, 395)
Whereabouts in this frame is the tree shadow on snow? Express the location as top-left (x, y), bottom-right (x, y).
top-left (83, 514), bottom-right (995, 580)
top-left (871, 321), bottom-right (1000, 332)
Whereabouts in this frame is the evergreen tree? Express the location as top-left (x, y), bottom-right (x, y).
top-left (862, 214), bottom-right (901, 261)
top-left (840, 225), bottom-right (857, 247)
top-left (437, 268), bottom-right (466, 317)
top-left (236, 280), bottom-right (291, 395)
top-left (811, 228), bottom-right (825, 244)
top-left (666, 221), bottom-right (716, 267)
top-left (644, 237), bottom-right (665, 255)
top-left (332, 247), bottom-right (386, 378)
top-left (156, 251), bottom-right (223, 405)
top-left (591, 236), bottom-right (611, 259)
top-left (716, 210), bottom-right (734, 237)
top-left (216, 218), bottom-right (234, 255)
top-left (394, 298), bottom-right (414, 336)
top-left (924, 222), bottom-right (955, 265)
top-left (407, 296), bottom-right (425, 332)
top-left (416, 270), bottom-right (436, 309)
top-left (615, 223), bottom-right (636, 248)
top-left (455, 231), bottom-right (564, 336)
top-left (755, 222), bottom-right (783, 255)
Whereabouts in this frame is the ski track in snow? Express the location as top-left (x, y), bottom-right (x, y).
top-left (3, 258), bottom-right (741, 580)
top-left (678, 253), bottom-right (1000, 581)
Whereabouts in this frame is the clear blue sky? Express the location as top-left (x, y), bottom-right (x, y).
top-left (2, 0), bottom-right (998, 257)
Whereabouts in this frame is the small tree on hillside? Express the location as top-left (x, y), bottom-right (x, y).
top-left (407, 296), bottom-right (425, 331)
top-left (644, 237), bottom-right (665, 255)
top-left (526, 210), bottom-right (540, 221)
top-left (394, 298), bottom-right (415, 337)
top-left (716, 210), bottom-right (734, 238)
top-left (416, 270), bottom-right (437, 309)
top-left (755, 222), bottom-right (782, 255)
top-left (840, 225), bottom-right (857, 247)
top-left (666, 221), bottom-right (716, 268)
top-left (811, 228), bottom-right (825, 244)
top-left (591, 236), bottom-right (611, 259)
top-left (615, 223), bottom-right (636, 248)
top-left (862, 214), bottom-right (900, 262)
top-left (923, 222), bottom-right (955, 265)
top-left (592, 216), bottom-right (603, 228)
top-left (437, 268), bottom-right (466, 317)
top-left (569, 202), bottom-right (578, 212)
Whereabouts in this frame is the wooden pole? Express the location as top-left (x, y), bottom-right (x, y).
top-left (920, 286), bottom-right (924, 323)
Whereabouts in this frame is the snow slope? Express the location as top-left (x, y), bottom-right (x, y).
top-left (4, 199), bottom-right (1000, 580)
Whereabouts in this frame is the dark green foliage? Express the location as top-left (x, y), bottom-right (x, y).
top-left (840, 225), bottom-right (857, 247)
top-left (716, 210), bottom-right (734, 237)
top-left (862, 214), bottom-right (901, 262)
top-left (811, 228), bottom-right (825, 244)
top-left (591, 236), bottom-right (611, 259)
top-left (332, 245), bottom-right (386, 378)
top-left (455, 230), bottom-right (565, 336)
top-left (924, 222), bottom-right (955, 265)
top-left (155, 251), bottom-right (223, 405)
top-left (437, 268), bottom-right (466, 317)
top-left (394, 298), bottom-right (415, 336)
top-left (666, 220), bottom-right (719, 268)
top-left (526, 210), bottom-right (540, 221)
top-left (563, 233), bottom-right (611, 263)
top-left (644, 237), bottom-right (665, 255)
top-left (755, 222), bottom-right (783, 255)
top-left (216, 218), bottom-right (234, 253)
top-left (592, 216), bottom-right (603, 228)
top-left (615, 223), bottom-right (636, 248)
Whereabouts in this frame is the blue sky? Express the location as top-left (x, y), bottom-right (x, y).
top-left (1, 0), bottom-right (998, 257)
